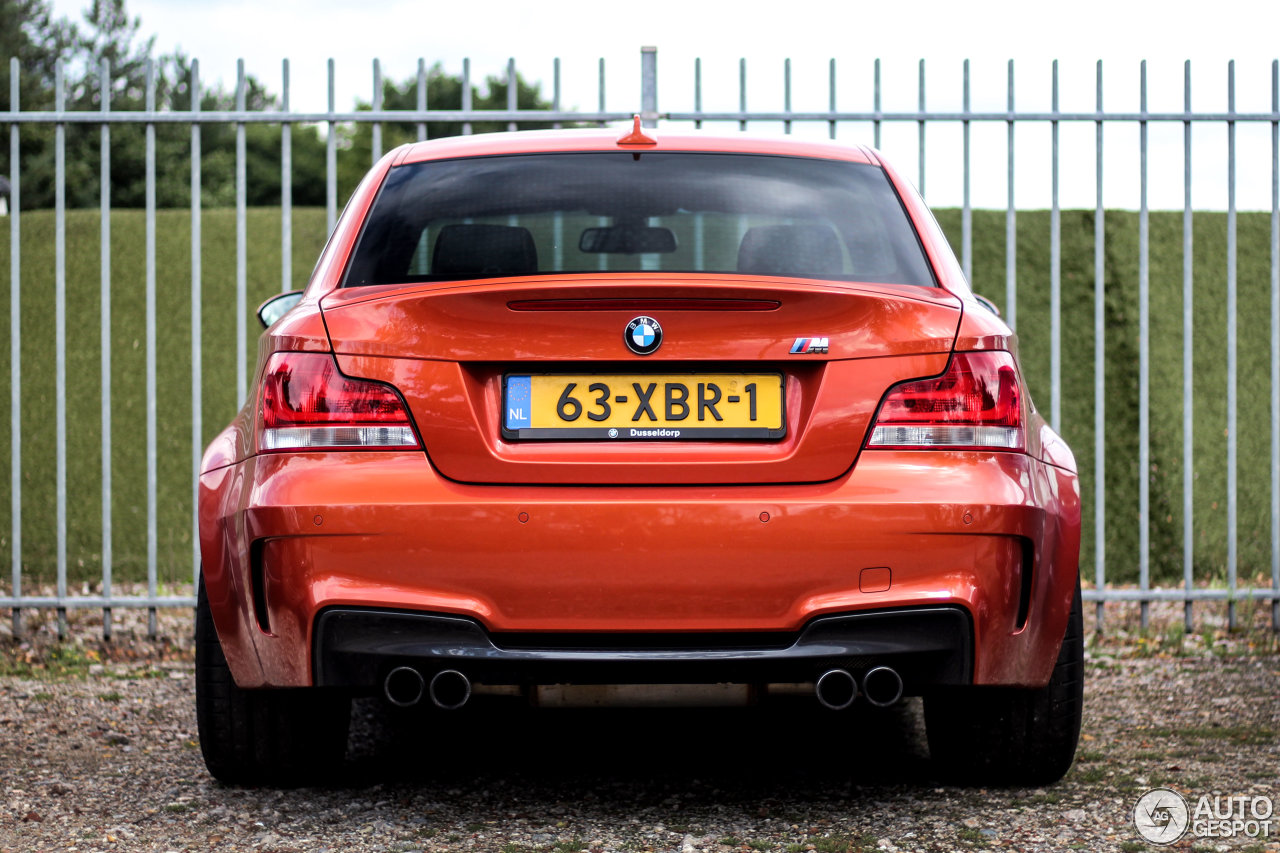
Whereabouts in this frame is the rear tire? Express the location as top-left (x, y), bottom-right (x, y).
top-left (924, 575), bottom-right (1084, 786)
top-left (195, 575), bottom-right (350, 786)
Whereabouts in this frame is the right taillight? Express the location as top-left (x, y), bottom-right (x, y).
top-left (258, 352), bottom-right (420, 452)
top-left (867, 351), bottom-right (1024, 451)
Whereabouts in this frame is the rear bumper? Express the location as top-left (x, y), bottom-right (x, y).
top-left (198, 448), bottom-right (1080, 691)
top-left (313, 605), bottom-right (972, 693)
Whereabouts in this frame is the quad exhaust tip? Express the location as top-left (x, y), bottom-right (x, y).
top-left (390, 666), bottom-right (895, 711)
top-left (815, 668), bottom-right (858, 710)
top-left (862, 666), bottom-right (904, 707)
top-left (383, 667), bottom-right (473, 709)
top-left (383, 666), bottom-right (426, 707)
top-left (428, 669), bottom-right (472, 710)
top-left (814, 666), bottom-right (904, 709)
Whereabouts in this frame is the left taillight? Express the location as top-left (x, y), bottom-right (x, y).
top-left (867, 350), bottom-right (1024, 451)
top-left (258, 352), bottom-right (420, 452)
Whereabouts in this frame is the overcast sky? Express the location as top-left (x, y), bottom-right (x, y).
top-left (46, 0), bottom-right (1280, 210)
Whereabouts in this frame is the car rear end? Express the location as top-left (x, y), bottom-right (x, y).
top-left (196, 128), bottom-right (1082, 785)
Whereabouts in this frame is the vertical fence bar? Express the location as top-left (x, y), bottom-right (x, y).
top-left (962, 59), bottom-right (972, 283)
top-left (828, 59), bottom-right (836, 140)
top-left (1226, 60), bottom-right (1238, 631)
top-left (1050, 59), bottom-right (1061, 430)
top-left (235, 60), bottom-right (247, 407)
top-left (145, 60), bottom-right (158, 638)
top-left (1006, 60), bottom-right (1017, 331)
top-left (694, 210), bottom-right (704, 270)
top-left (552, 58), bottom-right (561, 131)
top-left (918, 59), bottom-right (926, 197)
top-left (507, 58), bottom-right (518, 132)
top-left (739, 58), bottom-right (747, 131)
top-left (1183, 60), bottom-right (1195, 632)
top-left (596, 56), bottom-right (606, 268)
top-left (1272, 59), bottom-right (1280, 631)
top-left (191, 61), bottom-right (202, 593)
top-left (8, 58), bottom-right (19, 638)
top-left (416, 58), bottom-right (427, 141)
top-left (598, 58), bottom-right (605, 124)
top-left (54, 61), bottom-right (67, 639)
top-left (462, 58), bottom-right (472, 135)
top-left (784, 58), bottom-right (792, 135)
top-left (1139, 60), bottom-right (1151, 629)
top-left (281, 59), bottom-right (292, 293)
top-left (873, 59), bottom-right (881, 150)
top-left (641, 47), bottom-right (657, 128)
top-left (694, 58), bottom-right (702, 129)
top-left (99, 59), bottom-right (112, 639)
top-left (1094, 60), bottom-right (1106, 629)
top-left (326, 59), bottom-right (336, 234)
top-left (372, 59), bottom-right (383, 161)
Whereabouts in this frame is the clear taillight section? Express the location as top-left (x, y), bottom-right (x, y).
top-left (868, 351), bottom-right (1024, 451)
top-left (259, 352), bottom-right (420, 452)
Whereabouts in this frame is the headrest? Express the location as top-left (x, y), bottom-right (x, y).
top-left (432, 224), bottom-right (538, 278)
top-left (736, 224), bottom-right (843, 277)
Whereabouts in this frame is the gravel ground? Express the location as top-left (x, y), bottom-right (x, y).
top-left (1, 593), bottom-right (1278, 853)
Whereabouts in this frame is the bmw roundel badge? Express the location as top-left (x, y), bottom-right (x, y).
top-left (625, 316), bottom-right (663, 355)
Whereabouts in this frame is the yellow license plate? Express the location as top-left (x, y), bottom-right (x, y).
top-left (502, 373), bottom-right (785, 440)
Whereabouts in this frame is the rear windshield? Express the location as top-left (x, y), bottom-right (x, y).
top-left (343, 152), bottom-right (936, 288)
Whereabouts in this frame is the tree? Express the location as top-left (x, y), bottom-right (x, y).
top-left (2, 0), bottom-right (332, 210)
top-left (62, 0), bottom-right (181, 209)
top-left (1, 0), bottom-right (78, 207)
top-left (337, 64), bottom-right (559, 200)
top-left (166, 57), bottom-right (330, 208)
top-left (3, 1), bottom-right (563, 210)
top-left (2, 0), bottom-right (185, 209)
top-left (0, 0), bottom-right (76, 109)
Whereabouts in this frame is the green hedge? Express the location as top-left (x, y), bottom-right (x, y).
top-left (0, 208), bottom-right (330, 587)
top-left (0, 207), bottom-right (1275, 586)
top-left (933, 208), bottom-right (1275, 589)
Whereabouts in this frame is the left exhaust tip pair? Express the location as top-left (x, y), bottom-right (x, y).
top-left (383, 667), bottom-right (471, 710)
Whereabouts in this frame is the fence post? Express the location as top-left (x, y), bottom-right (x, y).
top-left (234, 59), bottom-right (247, 408)
top-left (1138, 60), bottom-right (1150, 630)
top-left (641, 46), bottom-right (658, 128)
top-left (507, 58), bottom-right (517, 133)
top-left (191, 60), bottom-right (204, 601)
top-left (1227, 60), bottom-right (1239, 631)
top-left (54, 60), bottom-right (67, 641)
top-left (282, 58), bottom-right (292, 294)
top-left (1094, 60), bottom-right (1106, 632)
top-left (100, 58), bottom-right (113, 641)
top-left (326, 58), bottom-right (336, 234)
top-left (1272, 58), bottom-right (1280, 632)
top-left (1183, 60), bottom-right (1195, 634)
top-left (145, 59), bottom-right (159, 639)
top-left (9, 58), bottom-right (21, 639)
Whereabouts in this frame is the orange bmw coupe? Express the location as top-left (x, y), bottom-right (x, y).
top-left (196, 122), bottom-right (1082, 786)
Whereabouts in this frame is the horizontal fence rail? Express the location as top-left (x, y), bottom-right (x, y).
top-left (0, 48), bottom-right (1278, 638)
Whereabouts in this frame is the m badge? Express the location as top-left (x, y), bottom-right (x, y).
top-left (790, 337), bottom-right (830, 355)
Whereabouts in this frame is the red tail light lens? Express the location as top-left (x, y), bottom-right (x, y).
top-left (868, 351), bottom-right (1024, 451)
top-left (259, 353), bottom-right (420, 452)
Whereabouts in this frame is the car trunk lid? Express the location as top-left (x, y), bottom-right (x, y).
top-left (320, 275), bottom-right (961, 485)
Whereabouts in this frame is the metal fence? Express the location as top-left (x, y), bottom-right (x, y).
top-left (1, 47), bottom-right (1278, 637)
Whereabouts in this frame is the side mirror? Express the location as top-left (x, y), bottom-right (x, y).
top-left (973, 294), bottom-right (1002, 318)
top-left (257, 290), bottom-right (304, 329)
